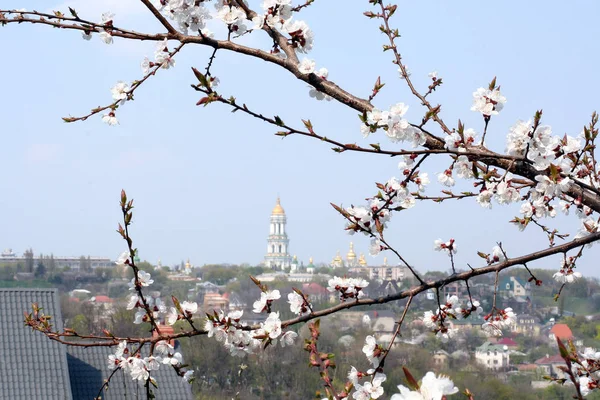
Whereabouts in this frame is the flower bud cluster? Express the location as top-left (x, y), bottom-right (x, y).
top-left (422, 295), bottom-right (460, 342)
top-left (362, 103), bottom-right (426, 148)
top-left (107, 340), bottom-right (191, 385)
top-left (553, 256), bottom-right (583, 284)
top-left (327, 276), bottom-right (369, 301)
top-left (482, 307), bottom-right (516, 337)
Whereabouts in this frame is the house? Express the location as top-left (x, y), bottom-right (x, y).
top-left (511, 314), bottom-right (541, 336)
top-left (335, 310), bottom-right (396, 333)
top-left (547, 323), bottom-right (583, 346)
top-left (432, 350), bottom-right (449, 369)
top-left (225, 292), bottom-right (247, 311)
top-left (442, 281), bottom-right (469, 300)
top-left (496, 337), bottom-right (519, 351)
top-left (498, 276), bottom-right (530, 298)
top-left (203, 292), bottom-right (229, 311)
top-left (502, 296), bottom-right (532, 314)
top-left (371, 279), bottom-right (402, 297)
top-left (549, 323), bottom-right (574, 341)
top-left (534, 354), bottom-right (567, 379)
top-left (301, 282), bottom-right (330, 303)
top-left (475, 342), bottom-right (510, 370)
top-left (0, 288), bottom-right (192, 400)
top-left (449, 315), bottom-right (485, 331)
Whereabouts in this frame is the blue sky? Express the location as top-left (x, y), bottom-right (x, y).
top-left (2, 1), bottom-right (600, 276)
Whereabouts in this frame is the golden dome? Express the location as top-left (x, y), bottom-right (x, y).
top-left (333, 250), bottom-right (343, 263)
top-left (272, 197), bottom-right (285, 215)
top-left (359, 253), bottom-right (367, 266)
top-left (309, 256), bottom-right (313, 264)
top-left (346, 242), bottom-right (356, 261)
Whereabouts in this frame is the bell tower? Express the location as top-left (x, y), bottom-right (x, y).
top-left (264, 197), bottom-right (292, 269)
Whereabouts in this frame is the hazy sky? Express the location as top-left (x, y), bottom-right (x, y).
top-left (2, 1), bottom-right (600, 276)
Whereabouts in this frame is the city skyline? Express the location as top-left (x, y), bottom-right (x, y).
top-left (2, 1), bottom-right (599, 276)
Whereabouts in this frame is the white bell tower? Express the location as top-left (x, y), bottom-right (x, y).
top-left (264, 197), bottom-right (292, 269)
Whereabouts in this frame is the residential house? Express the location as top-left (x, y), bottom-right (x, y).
top-left (442, 281), bottom-right (469, 300)
top-left (224, 292), bottom-right (247, 312)
top-left (495, 337), bottom-right (519, 351)
top-left (502, 295), bottom-right (532, 314)
top-left (534, 354), bottom-right (567, 379)
top-left (475, 342), bottom-right (510, 370)
top-left (203, 292), bottom-right (229, 312)
top-left (549, 323), bottom-right (574, 341)
top-left (301, 282), bottom-right (330, 303)
top-left (449, 316), bottom-right (485, 331)
top-left (511, 314), bottom-right (541, 336)
top-left (371, 279), bottom-right (402, 297)
top-left (0, 288), bottom-right (192, 400)
top-left (432, 350), bottom-right (450, 369)
top-left (548, 323), bottom-right (583, 346)
top-left (335, 310), bottom-right (396, 334)
top-left (499, 276), bottom-right (530, 298)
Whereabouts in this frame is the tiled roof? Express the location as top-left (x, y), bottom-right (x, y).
top-left (497, 338), bottom-right (518, 346)
top-left (0, 288), bottom-right (193, 400)
top-left (0, 288), bottom-right (73, 399)
top-left (550, 323), bottom-right (574, 339)
top-left (302, 282), bottom-right (328, 295)
top-left (67, 346), bottom-right (193, 400)
top-left (535, 354), bottom-right (565, 364)
top-left (91, 295), bottom-right (113, 303)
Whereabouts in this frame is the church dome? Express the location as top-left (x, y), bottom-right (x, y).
top-left (272, 197), bottom-right (285, 215)
top-left (358, 253), bottom-right (367, 267)
top-left (346, 242), bottom-right (356, 261)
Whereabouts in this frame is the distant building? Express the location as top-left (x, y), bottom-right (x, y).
top-left (549, 323), bottom-right (574, 341)
top-left (203, 293), bottom-right (229, 312)
top-left (496, 337), bottom-right (519, 350)
top-left (350, 258), bottom-right (408, 282)
top-left (475, 342), bottom-right (510, 370)
top-left (0, 254), bottom-right (112, 270)
top-left (432, 350), bottom-right (450, 369)
top-left (264, 197), bottom-right (292, 269)
top-left (330, 243), bottom-right (362, 269)
top-left (255, 271), bottom-right (332, 283)
top-left (535, 354), bottom-right (567, 379)
top-left (301, 282), bottom-right (329, 303)
top-left (499, 276), bottom-right (530, 298)
top-left (511, 314), bottom-right (541, 336)
top-left (442, 281), bottom-right (470, 300)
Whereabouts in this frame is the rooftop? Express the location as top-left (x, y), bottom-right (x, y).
top-left (550, 323), bottom-right (574, 339)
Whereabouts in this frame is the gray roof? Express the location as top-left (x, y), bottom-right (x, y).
top-left (0, 288), bottom-right (73, 399)
top-left (0, 288), bottom-right (192, 400)
top-left (67, 346), bottom-right (193, 400)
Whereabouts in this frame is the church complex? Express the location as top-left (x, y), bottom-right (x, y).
top-left (262, 197), bottom-right (408, 281)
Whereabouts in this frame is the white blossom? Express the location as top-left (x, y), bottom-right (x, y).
top-left (391, 371), bottom-right (458, 400)
top-left (111, 81), bottom-right (130, 104)
top-left (287, 292), bottom-right (306, 315)
top-left (298, 58), bottom-right (316, 74)
top-left (471, 87), bottom-right (506, 116)
top-left (252, 289), bottom-right (281, 313)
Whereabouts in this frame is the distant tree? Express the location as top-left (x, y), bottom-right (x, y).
top-left (23, 248), bottom-right (34, 273)
top-left (48, 253), bottom-right (56, 273)
top-left (34, 262), bottom-right (46, 278)
top-left (79, 255), bottom-right (92, 272)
